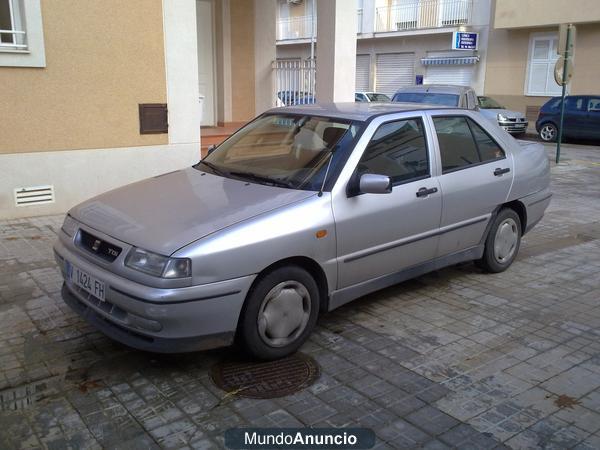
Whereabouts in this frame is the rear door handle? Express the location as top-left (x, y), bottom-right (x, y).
top-left (416, 187), bottom-right (438, 198)
top-left (494, 167), bottom-right (510, 176)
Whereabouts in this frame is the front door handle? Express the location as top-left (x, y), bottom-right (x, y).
top-left (494, 167), bottom-right (510, 176)
top-left (416, 187), bottom-right (438, 198)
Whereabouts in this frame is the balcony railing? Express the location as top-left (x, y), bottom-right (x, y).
top-left (277, 15), bottom-right (316, 41)
top-left (375, 0), bottom-right (472, 33)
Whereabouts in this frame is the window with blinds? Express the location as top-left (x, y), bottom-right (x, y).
top-left (526, 33), bottom-right (562, 96)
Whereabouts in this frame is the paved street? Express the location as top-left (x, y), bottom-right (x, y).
top-left (0, 142), bottom-right (599, 450)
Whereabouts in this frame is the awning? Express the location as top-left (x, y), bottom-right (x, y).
top-left (421, 56), bottom-right (480, 65)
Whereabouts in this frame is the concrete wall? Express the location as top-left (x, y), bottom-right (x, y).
top-left (484, 23), bottom-right (600, 114)
top-left (494, 0), bottom-right (600, 29)
top-left (1, 0), bottom-right (200, 219)
top-left (0, 0), bottom-right (168, 155)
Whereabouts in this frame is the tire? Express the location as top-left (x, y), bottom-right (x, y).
top-left (238, 266), bottom-right (319, 360)
top-left (477, 208), bottom-right (522, 273)
top-left (539, 122), bottom-right (558, 142)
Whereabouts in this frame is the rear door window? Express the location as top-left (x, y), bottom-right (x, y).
top-left (587, 97), bottom-right (600, 112)
top-left (433, 116), bottom-right (505, 173)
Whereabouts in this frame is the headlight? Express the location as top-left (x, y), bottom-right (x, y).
top-left (125, 247), bottom-right (191, 278)
top-left (497, 113), bottom-right (508, 122)
top-left (61, 215), bottom-right (78, 237)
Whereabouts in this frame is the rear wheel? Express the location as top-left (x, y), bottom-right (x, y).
top-left (539, 123), bottom-right (558, 142)
top-left (238, 266), bottom-right (319, 360)
top-left (477, 208), bottom-right (522, 273)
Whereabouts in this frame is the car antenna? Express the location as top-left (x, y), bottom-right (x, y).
top-left (318, 144), bottom-right (339, 197)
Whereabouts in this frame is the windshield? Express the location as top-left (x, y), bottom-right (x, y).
top-left (366, 93), bottom-right (391, 102)
top-left (392, 92), bottom-right (459, 107)
top-left (478, 96), bottom-right (505, 109)
top-left (195, 114), bottom-right (362, 191)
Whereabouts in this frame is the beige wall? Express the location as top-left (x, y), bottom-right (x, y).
top-left (230, 0), bottom-right (256, 121)
top-left (0, 0), bottom-right (167, 155)
top-left (485, 24), bottom-right (600, 115)
top-left (495, 0), bottom-right (600, 29)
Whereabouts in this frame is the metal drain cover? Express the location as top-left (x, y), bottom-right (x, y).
top-left (210, 352), bottom-right (320, 399)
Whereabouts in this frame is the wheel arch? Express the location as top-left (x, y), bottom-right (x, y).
top-left (244, 256), bottom-right (330, 316)
top-left (501, 200), bottom-right (527, 235)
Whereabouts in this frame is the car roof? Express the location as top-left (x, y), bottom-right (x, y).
top-left (267, 102), bottom-right (459, 121)
top-left (394, 84), bottom-right (473, 95)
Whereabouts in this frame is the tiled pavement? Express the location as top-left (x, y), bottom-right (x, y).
top-left (1, 143), bottom-right (599, 449)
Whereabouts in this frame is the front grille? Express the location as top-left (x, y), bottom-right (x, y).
top-left (77, 229), bottom-right (122, 262)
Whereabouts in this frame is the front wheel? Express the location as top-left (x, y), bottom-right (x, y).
top-left (539, 123), bottom-right (558, 142)
top-left (477, 208), bottom-right (522, 273)
top-left (238, 266), bottom-right (319, 360)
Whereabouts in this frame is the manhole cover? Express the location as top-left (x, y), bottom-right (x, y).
top-left (210, 352), bottom-right (320, 399)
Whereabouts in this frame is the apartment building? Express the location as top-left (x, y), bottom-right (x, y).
top-left (485, 0), bottom-right (600, 119)
top-left (276, 0), bottom-right (493, 96)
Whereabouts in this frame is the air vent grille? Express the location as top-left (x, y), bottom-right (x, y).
top-left (14, 185), bottom-right (55, 207)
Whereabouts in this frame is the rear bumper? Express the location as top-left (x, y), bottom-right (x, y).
top-left (522, 188), bottom-right (552, 235)
top-left (54, 239), bottom-right (255, 353)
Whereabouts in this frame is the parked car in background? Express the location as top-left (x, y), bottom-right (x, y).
top-left (277, 90), bottom-right (310, 106)
top-left (392, 84), bottom-right (478, 109)
top-left (293, 95), bottom-right (316, 105)
top-left (536, 95), bottom-right (600, 142)
top-left (355, 92), bottom-right (391, 102)
top-left (478, 96), bottom-right (528, 135)
top-left (54, 103), bottom-right (551, 360)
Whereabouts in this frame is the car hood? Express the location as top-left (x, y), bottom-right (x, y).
top-left (480, 108), bottom-right (526, 119)
top-left (69, 167), bottom-right (316, 255)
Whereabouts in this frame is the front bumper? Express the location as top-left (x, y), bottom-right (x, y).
top-left (499, 120), bottom-right (528, 134)
top-left (54, 239), bottom-right (255, 353)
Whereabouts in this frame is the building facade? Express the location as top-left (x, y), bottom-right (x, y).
top-left (276, 0), bottom-right (493, 97)
top-left (484, 0), bottom-right (600, 119)
top-left (0, 0), bottom-right (280, 219)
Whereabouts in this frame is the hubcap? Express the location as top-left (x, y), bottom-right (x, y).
top-left (540, 125), bottom-right (556, 141)
top-left (257, 281), bottom-right (311, 348)
top-left (494, 218), bottom-right (519, 264)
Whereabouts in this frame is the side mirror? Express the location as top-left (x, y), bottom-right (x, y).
top-left (359, 173), bottom-right (392, 194)
top-left (206, 144), bottom-right (217, 156)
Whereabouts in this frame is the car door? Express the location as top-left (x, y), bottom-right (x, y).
top-left (333, 116), bottom-right (442, 288)
top-left (586, 96), bottom-right (600, 139)
top-left (429, 113), bottom-right (514, 257)
top-left (563, 96), bottom-right (586, 137)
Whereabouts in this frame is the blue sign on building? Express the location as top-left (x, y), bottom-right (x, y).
top-left (452, 32), bottom-right (479, 50)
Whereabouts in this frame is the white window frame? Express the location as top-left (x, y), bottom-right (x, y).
top-left (0, 0), bottom-right (45, 67)
top-left (524, 32), bottom-right (561, 97)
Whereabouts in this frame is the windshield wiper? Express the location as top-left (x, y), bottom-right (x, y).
top-left (198, 160), bottom-right (229, 177)
top-left (229, 171), bottom-right (294, 189)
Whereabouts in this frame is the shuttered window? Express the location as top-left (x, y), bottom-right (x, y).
top-left (424, 65), bottom-right (474, 86)
top-left (375, 53), bottom-right (414, 96)
top-left (526, 33), bottom-right (561, 96)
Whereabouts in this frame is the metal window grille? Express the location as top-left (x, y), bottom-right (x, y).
top-left (274, 59), bottom-right (316, 106)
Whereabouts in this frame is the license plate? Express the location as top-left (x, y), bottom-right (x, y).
top-left (66, 261), bottom-right (106, 301)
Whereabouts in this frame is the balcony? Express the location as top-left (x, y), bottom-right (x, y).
top-left (276, 9), bottom-right (364, 42)
top-left (276, 15), bottom-right (316, 41)
top-left (375, 0), bottom-right (472, 33)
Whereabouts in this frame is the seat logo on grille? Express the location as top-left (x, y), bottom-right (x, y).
top-left (92, 239), bottom-right (102, 252)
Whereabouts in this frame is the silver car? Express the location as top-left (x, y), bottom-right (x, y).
top-left (54, 103), bottom-right (551, 360)
top-left (478, 96), bottom-right (529, 135)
